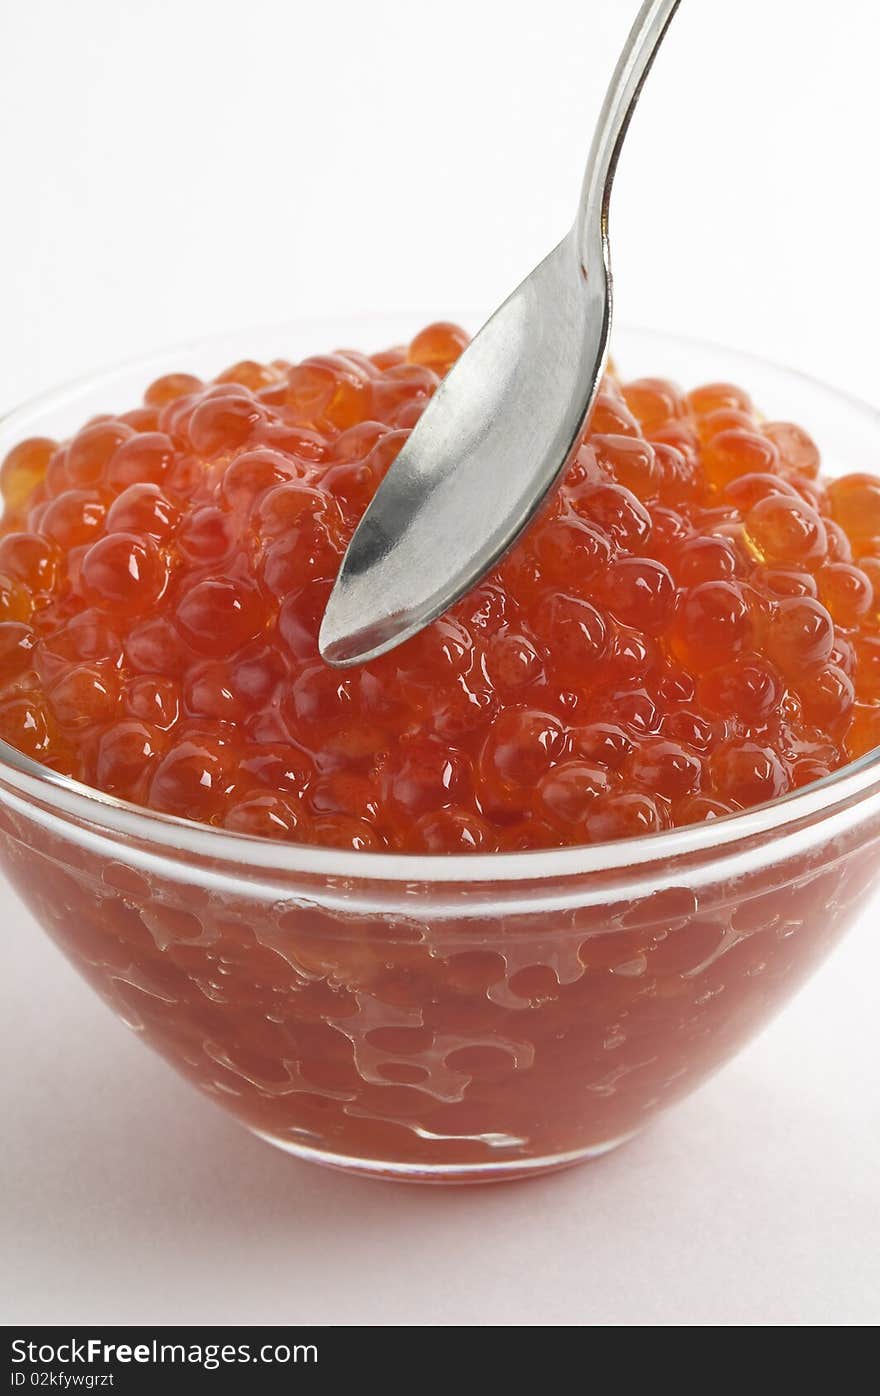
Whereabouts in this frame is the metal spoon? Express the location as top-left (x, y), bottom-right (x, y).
top-left (320, 0), bottom-right (681, 668)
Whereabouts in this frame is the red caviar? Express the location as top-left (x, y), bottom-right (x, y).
top-left (4, 324), bottom-right (880, 1180)
top-left (2, 322), bottom-right (880, 853)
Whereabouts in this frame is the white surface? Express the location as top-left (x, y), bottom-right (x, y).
top-left (2, 0), bottom-right (880, 1329)
top-left (2, 877), bottom-right (879, 1327)
top-left (1, 0), bottom-right (879, 412)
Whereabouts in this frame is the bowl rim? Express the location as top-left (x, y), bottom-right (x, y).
top-left (1, 319), bottom-right (879, 885)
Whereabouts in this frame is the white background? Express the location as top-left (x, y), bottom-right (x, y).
top-left (1, 0), bottom-right (879, 1328)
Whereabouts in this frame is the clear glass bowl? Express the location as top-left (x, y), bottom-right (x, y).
top-left (1, 319), bottom-right (879, 1184)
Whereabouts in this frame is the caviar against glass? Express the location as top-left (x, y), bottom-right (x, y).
top-left (2, 322), bottom-right (880, 853)
top-left (3, 324), bottom-right (880, 1180)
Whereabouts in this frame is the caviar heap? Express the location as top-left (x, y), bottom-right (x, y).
top-left (2, 323), bottom-right (880, 853)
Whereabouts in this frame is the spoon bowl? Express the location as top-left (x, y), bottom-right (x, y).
top-left (319, 234), bottom-right (607, 665)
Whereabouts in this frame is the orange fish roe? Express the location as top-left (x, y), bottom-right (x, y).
top-left (2, 321), bottom-right (879, 853)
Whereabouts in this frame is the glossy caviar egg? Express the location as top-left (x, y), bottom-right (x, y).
top-left (670, 580), bottom-right (752, 669)
top-left (1, 321), bottom-right (879, 853)
top-left (0, 438), bottom-right (55, 513)
top-left (827, 473), bottom-right (880, 545)
top-left (702, 429), bottom-right (779, 490)
top-left (744, 494), bottom-right (827, 566)
top-left (762, 421), bottom-right (821, 478)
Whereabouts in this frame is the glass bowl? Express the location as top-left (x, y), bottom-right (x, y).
top-left (1, 319), bottom-right (879, 1184)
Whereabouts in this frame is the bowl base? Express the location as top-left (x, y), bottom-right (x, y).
top-left (248, 1128), bottom-right (638, 1184)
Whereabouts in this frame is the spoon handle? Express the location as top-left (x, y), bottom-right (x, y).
top-left (577, 0), bottom-right (681, 270)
